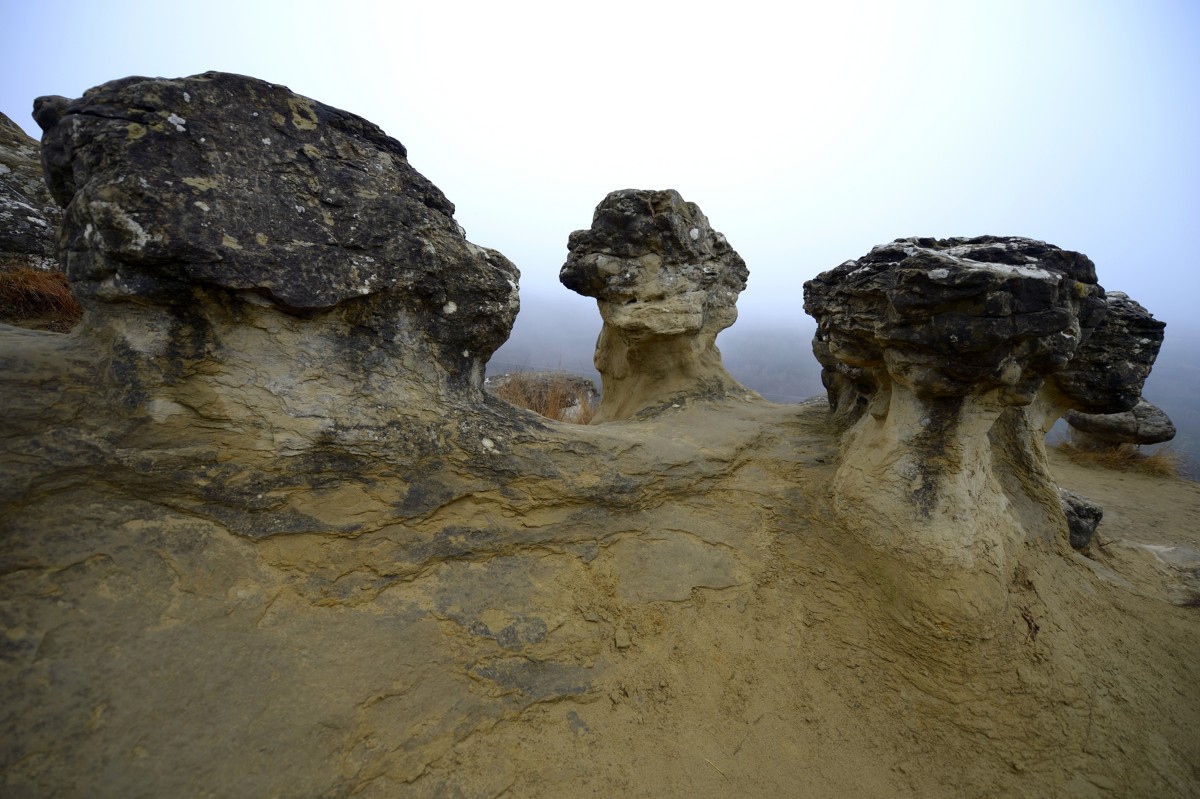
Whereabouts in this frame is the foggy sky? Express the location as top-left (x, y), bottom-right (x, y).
top-left (2, 0), bottom-right (1197, 333)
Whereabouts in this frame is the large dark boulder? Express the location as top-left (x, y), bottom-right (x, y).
top-left (34, 72), bottom-right (519, 378)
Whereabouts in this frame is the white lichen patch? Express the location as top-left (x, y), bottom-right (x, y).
top-left (166, 113), bottom-right (187, 132)
top-left (442, 301), bottom-right (458, 315)
top-left (481, 437), bottom-right (496, 451)
top-left (182, 92), bottom-right (191, 103)
top-left (193, 201), bottom-right (210, 212)
top-left (221, 234), bottom-right (243, 250)
top-left (262, 137), bottom-right (271, 146)
top-left (689, 228), bottom-right (700, 241)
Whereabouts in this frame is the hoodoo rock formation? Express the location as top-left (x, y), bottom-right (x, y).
top-left (804, 236), bottom-right (1109, 623)
top-left (560, 189), bottom-right (754, 422)
top-left (32, 72), bottom-right (519, 424)
top-left (2, 74), bottom-right (1198, 799)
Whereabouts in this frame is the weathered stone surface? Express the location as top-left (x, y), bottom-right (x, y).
top-left (0, 111), bottom-right (60, 270)
top-left (3, 74), bottom-right (1199, 799)
top-left (1059, 488), bottom-right (1104, 548)
top-left (560, 189), bottom-right (755, 422)
top-left (803, 236), bottom-right (1107, 621)
top-left (22, 71), bottom-right (523, 474)
top-left (1067, 399), bottom-right (1177, 446)
top-left (1053, 293), bottom-right (1165, 413)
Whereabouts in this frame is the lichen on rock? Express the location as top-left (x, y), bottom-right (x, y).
top-left (31, 71), bottom-right (520, 437)
top-left (560, 188), bottom-right (755, 422)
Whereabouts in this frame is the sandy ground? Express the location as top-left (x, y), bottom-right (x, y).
top-left (3, 398), bottom-right (1199, 798)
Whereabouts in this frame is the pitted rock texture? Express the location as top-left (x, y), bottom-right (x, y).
top-left (0, 111), bottom-right (60, 270)
top-left (803, 236), bottom-right (1108, 619)
top-left (560, 189), bottom-right (754, 422)
top-left (1067, 399), bottom-right (1177, 446)
top-left (1052, 292), bottom-right (1166, 415)
top-left (29, 72), bottom-right (519, 445)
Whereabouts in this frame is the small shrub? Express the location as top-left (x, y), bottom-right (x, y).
top-left (1054, 440), bottom-right (1184, 478)
top-left (0, 265), bottom-right (82, 331)
top-left (489, 371), bottom-right (596, 424)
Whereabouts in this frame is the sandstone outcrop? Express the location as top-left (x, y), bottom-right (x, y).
top-left (560, 189), bottom-right (755, 422)
top-left (0, 111), bottom-right (60, 270)
top-left (2, 75), bottom-right (1198, 799)
top-left (803, 236), bottom-right (1108, 623)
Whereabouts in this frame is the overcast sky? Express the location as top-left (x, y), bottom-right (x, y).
top-left (2, 0), bottom-right (1197, 333)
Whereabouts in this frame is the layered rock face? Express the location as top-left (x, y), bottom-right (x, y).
top-left (0, 111), bottom-right (60, 270)
top-left (804, 236), bottom-right (1108, 622)
top-left (560, 189), bottom-right (753, 422)
top-left (33, 72), bottom-right (519, 442)
top-left (1050, 291), bottom-right (1173, 448)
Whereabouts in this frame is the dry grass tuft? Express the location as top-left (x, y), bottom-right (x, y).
top-left (1054, 440), bottom-right (1184, 478)
top-left (490, 371), bottom-right (596, 424)
top-left (0, 265), bottom-right (82, 332)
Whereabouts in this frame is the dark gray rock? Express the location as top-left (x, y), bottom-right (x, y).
top-left (1059, 488), bottom-right (1104, 549)
top-left (1066, 400), bottom-right (1177, 446)
top-left (1053, 292), bottom-right (1165, 414)
top-left (803, 235), bottom-right (1106, 416)
top-left (34, 72), bottom-right (519, 375)
top-left (559, 189), bottom-right (753, 422)
top-left (0, 111), bottom-right (61, 270)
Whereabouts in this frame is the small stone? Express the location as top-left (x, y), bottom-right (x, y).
top-left (614, 628), bottom-right (633, 650)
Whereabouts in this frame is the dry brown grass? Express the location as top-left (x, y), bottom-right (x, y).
top-left (0, 265), bottom-right (81, 332)
top-left (490, 371), bottom-right (596, 424)
top-left (1054, 440), bottom-right (1184, 478)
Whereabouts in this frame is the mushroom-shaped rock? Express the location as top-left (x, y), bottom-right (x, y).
top-left (803, 236), bottom-right (1105, 630)
top-left (32, 72), bottom-right (519, 445)
top-left (0, 111), bottom-right (61, 271)
top-left (1066, 399), bottom-right (1177, 447)
top-left (560, 189), bottom-right (753, 422)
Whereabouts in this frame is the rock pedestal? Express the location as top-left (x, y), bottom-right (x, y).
top-left (31, 72), bottom-right (520, 449)
top-left (560, 189), bottom-right (752, 422)
top-left (804, 236), bottom-right (1107, 629)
